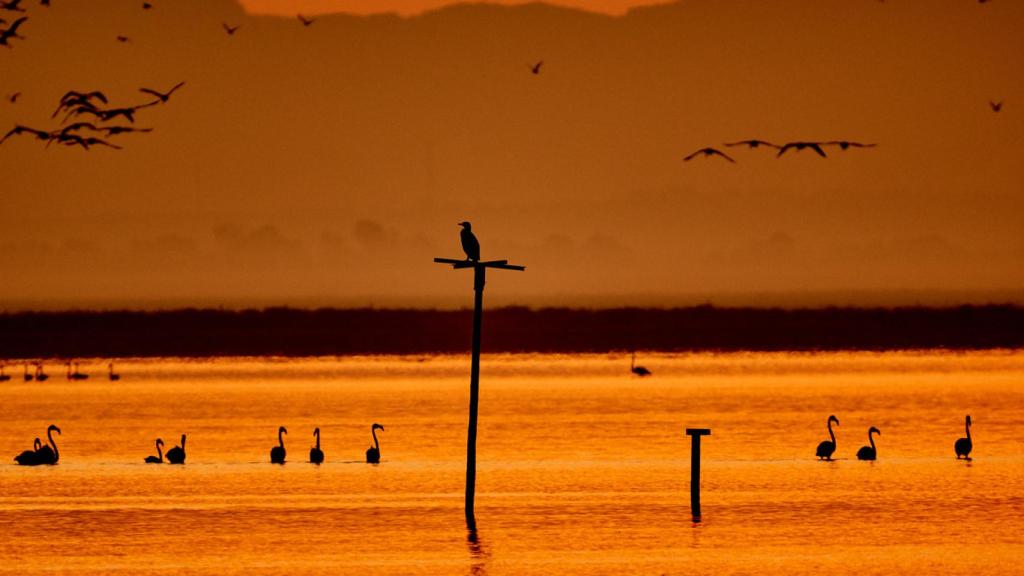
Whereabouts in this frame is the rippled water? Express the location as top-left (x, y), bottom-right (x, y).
top-left (1, 352), bottom-right (1022, 575)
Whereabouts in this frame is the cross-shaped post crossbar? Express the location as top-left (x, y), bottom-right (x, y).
top-left (434, 257), bottom-right (526, 529)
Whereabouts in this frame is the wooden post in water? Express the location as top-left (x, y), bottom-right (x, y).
top-left (686, 428), bottom-right (711, 521)
top-left (434, 256), bottom-right (525, 529)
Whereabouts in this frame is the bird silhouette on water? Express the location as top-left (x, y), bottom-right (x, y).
top-left (630, 352), bottom-right (651, 377)
top-left (108, 363), bottom-right (120, 381)
top-left (0, 365), bottom-right (9, 382)
top-left (271, 426), bottom-right (287, 464)
top-left (955, 415), bottom-right (972, 460)
top-left (460, 222), bottom-right (480, 261)
top-left (14, 424), bottom-right (60, 466)
top-left (816, 415), bottom-right (839, 460)
top-left (165, 434), bottom-right (186, 464)
top-left (309, 428), bottom-right (324, 464)
top-left (684, 147), bottom-right (735, 163)
top-left (23, 363), bottom-right (33, 381)
top-left (145, 438), bottom-right (164, 463)
top-left (366, 423), bottom-right (384, 463)
top-left (856, 426), bottom-right (881, 461)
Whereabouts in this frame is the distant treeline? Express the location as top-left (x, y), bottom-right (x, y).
top-left (1, 305), bottom-right (1022, 358)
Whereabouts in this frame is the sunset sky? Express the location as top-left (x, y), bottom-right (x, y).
top-left (1, 0), bottom-right (1021, 309)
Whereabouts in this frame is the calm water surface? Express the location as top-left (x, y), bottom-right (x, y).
top-left (1, 352), bottom-right (1022, 575)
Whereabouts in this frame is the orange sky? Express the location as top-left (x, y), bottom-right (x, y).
top-left (239, 0), bottom-right (658, 17)
top-left (1, 0), bottom-right (1022, 309)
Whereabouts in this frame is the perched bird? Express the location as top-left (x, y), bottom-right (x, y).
top-left (459, 221), bottom-right (480, 261)
top-left (139, 81), bottom-right (184, 104)
top-left (297, 13), bottom-right (316, 26)
top-left (222, 22), bottom-right (239, 35)
top-left (989, 101), bottom-right (1003, 112)
top-left (824, 140), bottom-right (877, 151)
top-left (777, 141), bottom-right (827, 158)
top-left (724, 139), bottom-right (779, 150)
top-left (0, 16), bottom-right (27, 47)
top-left (530, 60), bottom-right (543, 75)
top-left (815, 415), bottom-right (840, 460)
top-left (684, 147), bottom-right (735, 163)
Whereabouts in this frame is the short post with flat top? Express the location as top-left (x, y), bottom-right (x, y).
top-left (434, 254), bottom-right (525, 530)
top-left (686, 428), bottom-right (711, 522)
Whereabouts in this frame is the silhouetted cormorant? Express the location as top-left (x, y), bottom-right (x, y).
top-left (684, 147), bottom-right (735, 163)
top-left (165, 434), bottom-right (186, 464)
top-left (816, 415), bottom-right (839, 460)
top-left (309, 428), bottom-right (324, 464)
top-left (459, 222), bottom-right (480, 261)
top-left (271, 426), bottom-right (287, 464)
top-left (366, 423), bottom-right (384, 463)
top-left (955, 415), bottom-right (972, 460)
top-left (145, 438), bottom-right (164, 463)
top-left (856, 427), bottom-right (880, 461)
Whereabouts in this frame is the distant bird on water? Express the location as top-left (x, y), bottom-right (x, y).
top-left (139, 81), bottom-right (184, 104)
top-left (630, 352), bottom-right (651, 377)
top-left (366, 423), bottom-right (384, 463)
top-left (459, 221), bottom-right (480, 261)
top-left (66, 361), bottom-right (88, 380)
top-left (23, 363), bottom-right (33, 381)
top-left (777, 141), bottom-right (827, 158)
top-left (856, 427), bottom-right (881, 461)
top-left (145, 438), bottom-right (164, 463)
top-left (0, 365), bottom-right (9, 381)
top-left (530, 60), bottom-right (543, 75)
top-left (309, 427), bottom-right (324, 464)
top-left (222, 22), bottom-right (239, 35)
top-left (297, 14), bottom-right (316, 26)
top-left (271, 426), bottom-right (287, 464)
top-left (724, 139), bottom-right (779, 150)
top-left (684, 147), bottom-right (735, 163)
top-left (33, 425), bottom-right (60, 464)
top-left (165, 434), bottom-right (186, 464)
top-left (816, 415), bottom-right (840, 460)
top-left (955, 415), bottom-right (972, 460)
top-left (108, 363), bottom-right (120, 381)
top-left (35, 363), bottom-right (48, 381)
top-left (989, 100), bottom-right (1003, 112)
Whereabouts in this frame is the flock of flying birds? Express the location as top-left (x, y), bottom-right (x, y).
top-left (0, 83), bottom-right (183, 150)
top-left (684, 139), bottom-right (879, 163)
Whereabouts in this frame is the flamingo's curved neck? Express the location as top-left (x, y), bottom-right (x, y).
top-left (869, 430), bottom-right (877, 451)
top-left (828, 420), bottom-right (836, 445)
top-left (278, 430), bottom-right (285, 448)
top-left (315, 430), bottom-right (320, 450)
top-left (966, 418), bottom-right (971, 440)
top-left (157, 442), bottom-right (163, 462)
top-left (47, 428), bottom-right (59, 462)
top-left (372, 427), bottom-right (380, 451)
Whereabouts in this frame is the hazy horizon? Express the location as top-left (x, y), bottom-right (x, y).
top-left (2, 0), bottom-right (1021, 310)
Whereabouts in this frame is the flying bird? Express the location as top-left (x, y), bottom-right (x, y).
top-left (0, 16), bottom-right (27, 47)
top-left (58, 134), bottom-right (123, 150)
top-left (53, 90), bottom-right (107, 117)
top-left (530, 60), bottom-right (543, 75)
top-left (1, 124), bottom-right (52, 145)
top-left (142, 2), bottom-right (151, 9)
top-left (989, 100), bottom-right (1003, 112)
top-left (0, 0), bottom-right (25, 13)
top-left (101, 125), bottom-right (152, 136)
top-left (459, 221), bottom-right (480, 261)
top-left (116, 35), bottom-right (130, 43)
top-left (139, 81), bottom-right (184, 104)
top-left (724, 139), bottom-right (779, 150)
top-left (777, 141), bottom-right (827, 158)
top-left (7, 91), bottom-right (19, 103)
top-left (823, 140), bottom-right (877, 151)
top-left (684, 147), bottom-right (735, 163)
top-left (297, 14), bottom-right (316, 26)
top-left (222, 22), bottom-right (239, 35)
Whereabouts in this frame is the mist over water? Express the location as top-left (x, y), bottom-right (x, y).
top-left (1, 351), bottom-right (1022, 574)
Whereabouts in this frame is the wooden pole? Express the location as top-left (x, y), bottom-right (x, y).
top-left (466, 265), bottom-right (485, 528)
top-left (686, 428), bottom-right (711, 521)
